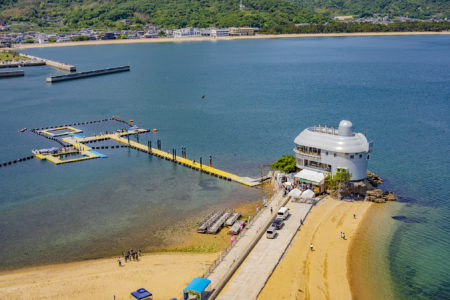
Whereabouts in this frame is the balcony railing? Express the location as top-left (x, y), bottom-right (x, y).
top-left (294, 148), bottom-right (321, 158)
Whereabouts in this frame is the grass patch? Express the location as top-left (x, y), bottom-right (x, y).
top-left (0, 50), bottom-right (29, 62)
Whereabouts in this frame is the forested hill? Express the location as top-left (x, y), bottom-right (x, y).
top-left (0, 0), bottom-right (448, 30)
top-left (299, 0), bottom-right (449, 19)
top-left (0, 0), bottom-right (328, 29)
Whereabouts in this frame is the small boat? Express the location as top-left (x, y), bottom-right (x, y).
top-left (19, 128), bottom-right (27, 133)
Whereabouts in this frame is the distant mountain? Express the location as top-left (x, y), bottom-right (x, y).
top-left (298, 0), bottom-right (449, 19)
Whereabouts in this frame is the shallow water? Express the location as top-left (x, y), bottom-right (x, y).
top-left (0, 35), bottom-right (449, 298)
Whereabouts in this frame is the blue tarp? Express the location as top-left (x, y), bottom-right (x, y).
top-left (184, 278), bottom-right (211, 294)
top-left (68, 133), bottom-right (84, 139)
top-left (89, 150), bottom-right (107, 158)
top-left (131, 288), bottom-right (152, 299)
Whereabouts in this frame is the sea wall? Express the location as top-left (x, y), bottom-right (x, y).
top-left (0, 70), bottom-right (24, 77)
top-left (0, 61), bottom-right (45, 68)
top-left (21, 54), bottom-right (76, 72)
top-left (46, 66), bottom-right (130, 83)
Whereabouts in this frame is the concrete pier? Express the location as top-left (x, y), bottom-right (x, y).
top-left (0, 70), bottom-right (24, 78)
top-left (0, 61), bottom-right (45, 68)
top-left (21, 54), bottom-right (76, 72)
top-left (46, 66), bottom-right (130, 83)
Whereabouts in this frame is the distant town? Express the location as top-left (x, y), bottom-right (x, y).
top-left (0, 25), bottom-right (258, 48)
top-left (0, 14), bottom-right (448, 48)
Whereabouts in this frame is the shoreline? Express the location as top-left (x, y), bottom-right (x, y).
top-left (0, 252), bottom-right (217, 300)
top-left (0, 188), bottom-right (269, 299)
top-left (8, 31), bottom-right (450, 50)
top-left (258, 197), bottom-right (374, 299)
top-left (348, 201), bottom-right (404, 300)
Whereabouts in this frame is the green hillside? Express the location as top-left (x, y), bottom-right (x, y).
top-left (299, 0), bottom-right (450, 19)
top-left (0, 0), bottom-right (328, 30)
top-left (0, 0), bottom-right (448, 31)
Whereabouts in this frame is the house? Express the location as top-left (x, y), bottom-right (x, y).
top-left (293, 120), bottom-right (373, 181)
top-left (229, 27), bottom-right (255, 36)
top-left (173, 27), bottom-right (200, 38)
top-left (210, 28), bottom-right (229, 37)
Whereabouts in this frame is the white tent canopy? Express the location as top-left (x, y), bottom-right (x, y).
top-left (287, 188), bottom-right (302, 198)
top-left (294, 169), bottom-right (325, 185)
top-left (301, 189), bottom-right (315, 199)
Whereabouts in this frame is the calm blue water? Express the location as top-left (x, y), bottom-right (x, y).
top-left (0, 36), bottom-right (449, 299)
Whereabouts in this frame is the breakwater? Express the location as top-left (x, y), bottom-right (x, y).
top-left (0, 61), bottom-right (45, 68)
top-left (21, 54), bottom-right (76, 72)
top-left (0, 70), bottom-right (24, 78)
top-left (46, 66), bottom-right (130, 83)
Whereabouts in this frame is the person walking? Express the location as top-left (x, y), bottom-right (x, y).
top-left (118, 257), bottom-right (122, 267)
top-left (310, 243), bottom-right (314, 251)
top-left (343, 233), bottom-right (346, 240)
top-left (270, 207), bottom-right (273, 214)
top-left (340, 232), bottom-right (343, 238)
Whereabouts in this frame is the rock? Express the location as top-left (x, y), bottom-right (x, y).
top-left (374, 197), bottom-right (386, 203)
top-left (367, 170), bottom-right (384, 186)
top-left (367, 188), bottom-right (384, 198)
top-left (386, 192), bottom-right (397, 201)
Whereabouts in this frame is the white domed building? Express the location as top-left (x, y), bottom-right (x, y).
top-left (293, 120), bottom-right (373, 183)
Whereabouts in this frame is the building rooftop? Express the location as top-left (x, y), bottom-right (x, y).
top-left (294, 120), bottom-right (371, 153)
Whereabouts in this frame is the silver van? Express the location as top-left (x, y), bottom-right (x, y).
top-left (277, 207), bottom-right (289, 220)
top-left (266, 226), bottom-right (276, 239)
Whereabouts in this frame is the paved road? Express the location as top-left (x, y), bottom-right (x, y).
top-left (207, 190), bottom-right (287, 296)
top-left (218, 201), bottom-right (312, 300)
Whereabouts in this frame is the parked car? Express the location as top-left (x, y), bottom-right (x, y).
top-left (266, 226), bottom-right (276, 239)
top-left (272, 218), bottom-right (283, 230)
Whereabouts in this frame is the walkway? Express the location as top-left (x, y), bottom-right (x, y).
top-left (34, 127), bottom-right (260, 187)
top-left (206, 190), bottom-right (308, 298)
top-left (218, 201), bottom-right (312, 299)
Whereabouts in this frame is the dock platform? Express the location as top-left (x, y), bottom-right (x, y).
top-left (33, 125), bottom-right (261, 187)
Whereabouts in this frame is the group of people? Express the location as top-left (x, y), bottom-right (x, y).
top-left (117, 249), bottom-right (142, 266)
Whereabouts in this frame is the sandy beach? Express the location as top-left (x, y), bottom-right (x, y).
top-left (258, 197), bottom-right (373, 300)
top-left (0, 198), bottom-right (265, 300)
top-left (0, 252), bottom-right (216, 300)
top-left (10, 31), bottom-right (450, 50)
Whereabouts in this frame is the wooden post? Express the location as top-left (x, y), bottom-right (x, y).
top-left (200, 157), bottom-right (202, 170)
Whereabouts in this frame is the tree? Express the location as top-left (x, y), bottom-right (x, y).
top-left (271, 155), bottom-right (296, 173)
top-left (325, 169), bottom-right (352, 190)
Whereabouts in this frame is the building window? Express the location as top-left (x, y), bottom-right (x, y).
top-left (350, 155), bottom-right (354, 159)
top-left (367, 154), bottom-right (370, 160)
top-left (359, 154), bottom-right (362, 158)
top-left (326, 152), bottom-right (329, 155)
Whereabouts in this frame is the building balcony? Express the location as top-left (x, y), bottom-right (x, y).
top-left (294, 148), bottom-right (321, 158)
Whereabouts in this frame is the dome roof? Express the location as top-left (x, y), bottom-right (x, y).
top-left (294, 121), bottom-right (370, 153)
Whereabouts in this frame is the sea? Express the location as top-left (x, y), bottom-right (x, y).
top-left (0, 35), bottom-right (449, 299)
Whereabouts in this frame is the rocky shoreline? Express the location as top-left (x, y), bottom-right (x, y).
top-left (335, 170), bottom-right (397, 203)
